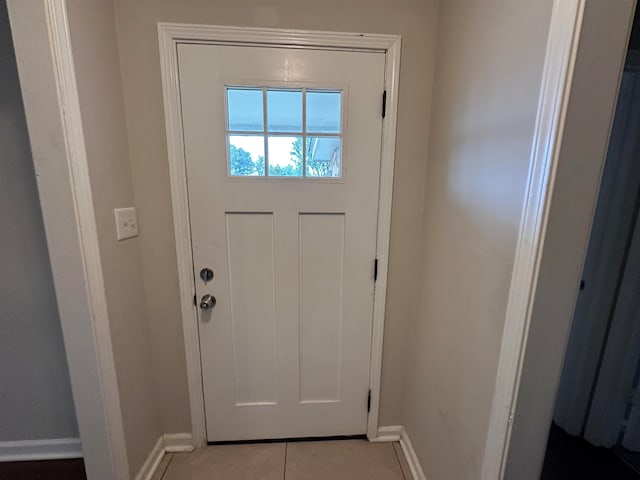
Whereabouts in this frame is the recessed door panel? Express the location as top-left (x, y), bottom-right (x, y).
top-left (226, 213), bottom-right (277, 406)
top-left (298, 213), bottom-right (345, 404)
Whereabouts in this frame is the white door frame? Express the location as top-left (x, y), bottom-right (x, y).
top-left (7, 0), bottom-right (129, 478)
top-left (481, 1), bottom-right (585, 478)
top-left (497, 2), bottom-right (637, 478)
top-left (158, 23), bottom-right (401, 447)
top-left (482, 0), bottom-right (637, 478)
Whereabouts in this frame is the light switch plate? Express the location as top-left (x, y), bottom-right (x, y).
top-left (114, 207), bottom-right (138, 240)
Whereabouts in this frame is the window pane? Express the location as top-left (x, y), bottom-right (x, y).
top-left (227, 88), bottom-right (263, 131)
top-left (306, 91), bottom-right (341, 133)
top-left (267, 136), bottom-right (303, 177)
top-left (306, 137), bottom-right (341, 177)
top-left (228, 135), bottom-right (265, 176)
top-left (267, 90), bottom-right (303, 132)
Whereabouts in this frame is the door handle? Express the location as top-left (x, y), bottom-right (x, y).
top-left (200, 294), bottom-right (216, 310)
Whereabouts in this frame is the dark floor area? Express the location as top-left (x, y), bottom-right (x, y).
top-left (0, 459), bottom-right (86, 480)
top-left (615, 448), bottom-right (640, 475)
top-left (541, 423), bottom-right (640, 480)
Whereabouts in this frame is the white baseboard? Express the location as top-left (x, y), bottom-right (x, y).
top-left (0, 437), bottom-right (83, 462)
top-left (398, 428), bottom-right (427, 480)
top-left (135, 433), bottom-right (195, 480)
top-left (370, 426), bottom-right (426, 480)
top-left (369, 425), bottom-right (403, 442)
top-left (134, 436), bottom-right (165, 480)
top-left (163, 433), bottom-right (194, 453)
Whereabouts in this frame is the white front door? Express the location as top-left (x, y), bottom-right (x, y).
top-left (178, 43), bottom-right (385, 441)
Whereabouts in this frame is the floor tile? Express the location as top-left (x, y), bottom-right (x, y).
top-left (393, 442), bottom-right (412, 480)
top-left (162, 443), bottom-right (285, 480)
top-left (285, 440), bottom-right (404, 480)
top-left (151, 453), bottom-right (173, 480)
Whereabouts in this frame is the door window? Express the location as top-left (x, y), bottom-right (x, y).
top-left (226, 87), bottom-right (343, 178)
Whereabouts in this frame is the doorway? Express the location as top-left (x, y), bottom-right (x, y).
top-left (541, 6), bottom-right (640, 478)
top-left (159, 26), bottom-right (401, 445)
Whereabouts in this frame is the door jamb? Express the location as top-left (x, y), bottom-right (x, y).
top-left (7, 0), bottom-right (129, 477)
top-left (482, 1), bottom-right (638, 478)
top-left (158, 23), bottom-right (401, 447)
top-left (480, 1), bottom-right (585, 478)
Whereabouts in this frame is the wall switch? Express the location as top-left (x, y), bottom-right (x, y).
top-left (114, 207), bottom-right (138, 240)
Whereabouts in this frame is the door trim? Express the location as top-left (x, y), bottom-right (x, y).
top-left (480, 1), bottom-right (585, 478)
top-left (8, 0), bottom-right (130, 477)
top-left (158, 23), bottom-right (401, 447)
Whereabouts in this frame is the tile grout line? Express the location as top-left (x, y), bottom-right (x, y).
top-left (159, 452), bottom-right (174, 480)
top-left (283, 442), bottom-right (288, 480)
top-left (392, 442), bottom-right (407, 480)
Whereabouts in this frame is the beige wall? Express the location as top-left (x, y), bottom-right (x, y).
top-left (402, 1), bottom-right (553, 479)
top-left (113, 0), bottom-right (439, 433)
top-left (506, 2), bottom-right (637, 478)
top-left (66, 0), bottom-right (162, 476)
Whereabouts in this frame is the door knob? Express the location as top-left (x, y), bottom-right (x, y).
top-left (200, 294), bottom-right (216, 310)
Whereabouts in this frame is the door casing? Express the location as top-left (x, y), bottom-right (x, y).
top-left (158, 23), bottom-right (401, 447)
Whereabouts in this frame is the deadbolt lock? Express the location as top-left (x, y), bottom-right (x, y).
top-left (200, 267), bottom-right (214, 282)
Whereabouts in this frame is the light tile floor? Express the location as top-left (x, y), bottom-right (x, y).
top-left (152, 440), bottom-right (412, 480)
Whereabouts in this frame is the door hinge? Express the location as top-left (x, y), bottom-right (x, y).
top-left (381, 90), bottom-right (387, 118)
top-left (374, 258), bottom-right (379, 282)
top-left (367, 389), bottom-right (372, 412)
top-left (193, 294), bottom-right (197, 306)
top-left (508, 409), bottom-right (515, 426)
